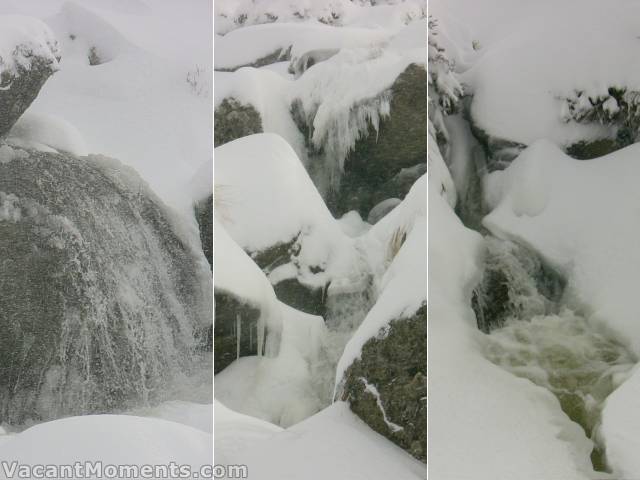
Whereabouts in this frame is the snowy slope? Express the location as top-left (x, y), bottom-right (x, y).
top-left (216, 401), bottom-right (426, 480)
top-left (430, 0), bottom-right (640, 147)
top-left (2, 0), bottom-right (212, 209)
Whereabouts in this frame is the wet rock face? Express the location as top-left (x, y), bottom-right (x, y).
top-left (340, 305), bottom-right (427, 463)
top-left (472, 237), bottom-right (565, 333)
top-left (214, 290), bottom-right (260, 374)
top-left (0, 45), bottom-right (60, 137)
top-left (0, 146), bottom-right (212, 423)
top-left (335, 63), bottom-right (428, 217)
top-left (214, 98), bottom-right (263, 147)
top-left (195, 194), bottom-right (213, 268)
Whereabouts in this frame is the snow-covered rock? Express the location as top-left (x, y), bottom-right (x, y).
top-left (0, 144), bottom-right (212, 424)
top-left (0, 15), bottom-right (60, 137)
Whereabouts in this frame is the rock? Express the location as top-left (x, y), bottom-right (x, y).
top-left (0, 17), bottom-right (60, 137)
top-left (288, 49), bottom-right (339, 78)
top-left (195, 194), bottom-right (213, 268)
top-left (214, 290), bottom-right (260, 374)
top-left (368, 198), bottom-right (402, 224)
top-left (0, 145), bottom-right (212, 423)
top-left (566, 138), bottom-right (622, 160)
top-left (214, 97), bottom-right (263, 147)
top-left (250, 235), bottom-right (329, 317)
top-left (339, 305), bottom-right (427, 463)
top-left (335, 64), bottom-right (428, 216)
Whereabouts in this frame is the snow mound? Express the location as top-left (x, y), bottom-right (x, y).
top-left (7, 112), bottom-right (87, 155)
top-left (217, 401), bottom-right (426, 480)
top-left (0, 415), bottom-right (212, 475)
top-left (434, 0), bottom-right (640, 147)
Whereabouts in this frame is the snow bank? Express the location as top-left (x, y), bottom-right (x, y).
top-left (217, 401), bottom-right (426, 480)
top-left (4, 1), bottom-right (212, 208)
top-left (215, 0), bottom-right (425, 35)
top-left (0, 415), bottom-right (212, 478)
top-left (215, 133), bottom-right (358, 290)
top-left (215, 22), bottom-right (391, 71)
top-left (431, 0), bottom-right (640, 147)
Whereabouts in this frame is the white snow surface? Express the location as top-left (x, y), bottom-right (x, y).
top-left (215, 401), bottom-right (426, 480)
top-left (430, 0), bottom-right (640, 147)
top-left (2, 1), bottom-right (212, 209)
top-left (0, 415), bottom-right (212, 479)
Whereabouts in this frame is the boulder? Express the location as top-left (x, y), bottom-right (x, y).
top-left (0, 17), bottom-right (60, 137)
top-left (0, 145), bottom-right (212, 423)
top-left (214, 290), bottom-right (260, 374)
top-left (214, 97), bottom-right (263, 147)
top-left (288, 49), bottom-right (339, 78)
top-left (195, 194), bottom-right (213, 268)
top-left (334, 63), bottom-right (427, 216)
top-left (339, 305), bottom-right (427, 462)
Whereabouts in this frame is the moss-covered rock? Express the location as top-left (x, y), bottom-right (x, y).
top-left (214, 290), bottom-right (260, 374)
top-left (566, 138), bottom-right (621, 160)
top-left (334, 63), bottom-right (428, 216)
top-left (214, 97), bottom-right (263, 147)
top-left (249, 235), bottom-right (329, 316)
top-left (0, 145), bottom-right (211, 423)
top-left (339, 304), bottom-right (427, 463)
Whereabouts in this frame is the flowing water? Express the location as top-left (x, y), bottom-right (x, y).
top-left (448, 113), bottom-right (638, 473)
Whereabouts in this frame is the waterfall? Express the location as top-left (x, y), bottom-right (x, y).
top-left (448, 112), bottom-right (637, 473)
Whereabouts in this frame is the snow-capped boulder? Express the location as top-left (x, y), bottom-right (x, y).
top-left (0, 144), bottom-right (212, 424)
top-left (214, 97), bottom-right (263, 147)
top-left (215, 134), bottom-right (360, 317)
top-left (0, 16), bottom-right (60, 137)
top-left (337, 63), bottom-right (427, 216)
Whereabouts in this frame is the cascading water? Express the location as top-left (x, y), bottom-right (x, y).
top-left (448, 112), bottom-right (638, 473)
top-left (0, 146), bottom-right (213, 426)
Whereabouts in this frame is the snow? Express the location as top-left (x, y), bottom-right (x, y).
top-left (5, 112), bottom-right (87, 155)
top-left (336, 175), bottom-right (426, 390)
top-left (600, 366), bottom-right (640, 478)
top-left (214, 133), bottom-right (359, 291)
top-left (216, 401), bottom-right (426, 480)
top-left (430, 0), bottom-right (640, 147)
top-left (2, 1), bottom-right (212, 209)
top-left (215, 22), bottom-right (392, 71)
top-left (482, 140), bottom-right (640, 477)
top-left (0, 15), bottom-right (59, 77)
top-left (0, 415), bottom-right (212, 479)
top-left (215, 301), bottom-right (329, 428)
top-left (428, 173), bottom-right (598, 479)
